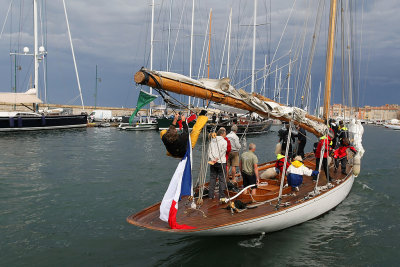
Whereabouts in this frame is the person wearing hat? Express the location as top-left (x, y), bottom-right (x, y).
top-left (315, 134), bottom-right (332, 180)
top-left (287, 156), bottom-right (319, 192)
top-left (226, 124), bottom-right (241, 181)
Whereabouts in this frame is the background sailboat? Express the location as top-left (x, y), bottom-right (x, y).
top-left (0, 0), bottom-right (87, 131)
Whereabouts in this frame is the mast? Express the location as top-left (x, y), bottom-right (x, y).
top-left (94, 65), bottom-right (98, 109)
top-left (274, 65), bottom-right (277, 101)
top-left (188, 0), bottom-right (194, 108)
top-left (251, 0), bottom-right (257, 93)
top-left (323, 0), bottom-right (338, 121)
top-left (227, 8), bottom-right (232, 78)
top-left (316, 81), bottom-right (322, 117)
top-left (167, 0), bottom-right (173, 71)
top-left (278, 69), bottom-right (282, 103)
top-left (286, 59), bottom-right (291, 106)
top-left (33, 0), bottom-right (39, 99)
top-left (207, 9), bottom-right (212, 79)
top-left (149, 0), bottom-right (155, 116)
top-left (262, 55), bottom-right (267, 96)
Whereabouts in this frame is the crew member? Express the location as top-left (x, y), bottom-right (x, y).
top-left (287, 156), bottom-right (319, 191)
top-left (208, 128), bottom-right (228, 200)
top-left (240, 143), bottom-right (260, 196)
top-left (315, 134), bottom-right (332, 181)
top-left (161, 114), bottom-right (189, 158)
top-left (226, 125), bottom-right (241, 181)
top-left (160, 110), bottom-right (208, 158)
top-left (275, 154), bottom-right (290, 176)
top-left (212, 113), bottom-right (217, 123)
top-left (221, 127), bottom-right (231, 168)
top-left (278, 123), bottom-right (296, 159)
top-left (296, 124), bottom-right (307, 158)
top-left (337, 120), bottom-right (349, 146)
top-left (329, 119), bottom-right (339, 148)
top-left (333, 137), bottom-right (357, 175)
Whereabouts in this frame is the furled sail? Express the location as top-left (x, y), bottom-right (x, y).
top-left (134, 68), bottom-right (328, 137)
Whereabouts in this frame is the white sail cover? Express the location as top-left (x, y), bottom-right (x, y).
top-left (0, 88), bottom-right (42, 104)
top-left (152, 70), bottom-right (328, 135)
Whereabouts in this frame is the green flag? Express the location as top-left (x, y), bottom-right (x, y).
top-left (129, 90), bottom-right (157, 125)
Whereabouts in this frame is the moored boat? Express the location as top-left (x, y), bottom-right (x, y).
top-left (383, 124), bottom-right (400, 130)
top-left (0, 0), bottom-right (88, 132)
top-left (206, 119), bottom-right (272, 135)
top-left (0, 111), bottom-right (87, 132)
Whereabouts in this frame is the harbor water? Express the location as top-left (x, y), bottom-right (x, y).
top-left (0, 126), bottom-right (399, 266)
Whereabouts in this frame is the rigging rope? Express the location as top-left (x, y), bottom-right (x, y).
top-left (0, 0), bottom-right (14, 41)
top-left (276, 120), bottom-right (293, 209)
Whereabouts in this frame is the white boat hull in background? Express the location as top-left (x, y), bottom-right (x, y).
top-left (384, 124), bottom-right (400, 130)
top-left (192, 175), bottom-right (355, 236)
top-left (118, 122), bottom-right (158, 131)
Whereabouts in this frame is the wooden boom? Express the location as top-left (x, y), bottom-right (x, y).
top-left (134, 70), bottom-right (323, 137)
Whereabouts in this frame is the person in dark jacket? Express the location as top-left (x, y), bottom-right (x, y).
top-left (337, 120), bottom-right (349, 146)
top-left (329, 119), bottom-right (339, 148)
top-left (295, 124), bottom-right (307, 158)
top-left (212, 113), bottom-right (217, 123)
top-left (333, 138), bottom-right (357, 175)
top-left (161, 114), bottom-right (188, 158)
top-left (278, 123), bottom-right (296, 159)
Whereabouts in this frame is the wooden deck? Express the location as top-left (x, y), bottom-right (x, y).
top-left (127, 155), bottom-right (351, 233)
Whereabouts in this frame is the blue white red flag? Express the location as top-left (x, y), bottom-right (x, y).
top-left (159, 132), bottom-right (195, 229)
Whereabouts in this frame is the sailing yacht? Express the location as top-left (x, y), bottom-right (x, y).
top-left (0, 0), bottom-right (87, 132)
top-left (127, 0), bottom-right (364, 235)
top-left (383, 120), bottom-right (400, 130)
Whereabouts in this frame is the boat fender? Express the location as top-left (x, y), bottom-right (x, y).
top-left (353, 155), bottom-right (361, 176)
top-left (275, 143), bottom-right (282, 155)
top-left (260, 168), bottom-right (278, 180)
top-left (327, 156), bottom-right (332, 166)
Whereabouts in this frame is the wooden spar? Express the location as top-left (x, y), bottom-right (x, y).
top-left (323, 0), bottom-right (338, 120)
top-left (134, 70), bottom-right (323, 137)
top-left (252, 93), bottom-right (324, 123)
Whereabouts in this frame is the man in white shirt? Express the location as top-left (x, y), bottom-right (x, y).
top-left (208, 128), bottom-right (228, 200)
top-left (226, 125), bottom-right (241, 181)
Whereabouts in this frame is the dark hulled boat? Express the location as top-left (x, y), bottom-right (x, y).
top-left (206, 119), bottom-right (272, 135)
top-left (0, 111), bottom-right (87, 132)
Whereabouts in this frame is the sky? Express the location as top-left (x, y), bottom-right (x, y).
top-left (0, 0), bottom-right (398, 111)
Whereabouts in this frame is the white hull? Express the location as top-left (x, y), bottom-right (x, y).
top-left (384, 124), bottom-right (400, 130)
top-left (191, 175), bottom-right (355, 236)
top-left (118, 123), bottom-right (158, 131)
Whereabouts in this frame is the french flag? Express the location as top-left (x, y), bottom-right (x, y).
top-left (159, 133), bottom-right (195, 229)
